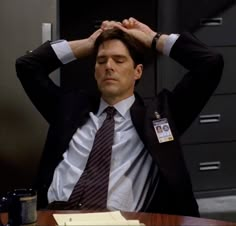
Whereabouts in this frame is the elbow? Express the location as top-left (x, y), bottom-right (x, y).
top-left (15, 54), bottom-right (39, 81)
top-left (15, 56), bottom-right (28, 79)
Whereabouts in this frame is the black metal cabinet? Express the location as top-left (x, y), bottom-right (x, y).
top-left (180, 2), bottom-right (236, 196)
top-left (157, 0), bottom-right (236, 196)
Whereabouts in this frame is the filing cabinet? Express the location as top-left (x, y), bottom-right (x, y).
top-left (157, 0), bottom-right (236, 197)
top-left (179, 2), bottom-right (236, 196)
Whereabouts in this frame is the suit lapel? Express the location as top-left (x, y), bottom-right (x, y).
top-left (130, 94), bottom-right (146, 146)
top-left (55, 91), bottom-right (100, 156)
top-left (134, 90), bottom-right (192, 189)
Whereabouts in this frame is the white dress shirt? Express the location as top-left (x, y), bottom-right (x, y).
top-left (48, 96), bottom-right (158, 211)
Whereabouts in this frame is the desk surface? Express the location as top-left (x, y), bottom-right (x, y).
top-left (1, 210), bottom-right (236, 226)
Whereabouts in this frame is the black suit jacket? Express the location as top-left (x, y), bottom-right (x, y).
top-left (16, 32), bottom-right (223, 216)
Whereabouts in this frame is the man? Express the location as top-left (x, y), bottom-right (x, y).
top-left (16, 17), bottom-right (223, 216)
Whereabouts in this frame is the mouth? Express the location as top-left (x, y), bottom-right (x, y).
top-left (103, 78), bottom-right (117, 82)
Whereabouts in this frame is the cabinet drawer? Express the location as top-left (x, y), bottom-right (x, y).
top-left (181, 94), bottom-right (236, 144)
top-left (183, 142), bottom-right (236, 191)
top-left (194, 3), bottom-right (236, 46)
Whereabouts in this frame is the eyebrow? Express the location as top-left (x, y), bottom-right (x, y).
top-left (96, 54), bottom-right (127, 59)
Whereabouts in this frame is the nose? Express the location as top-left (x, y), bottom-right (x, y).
top-left (105, 58), bottom-right (113, 69)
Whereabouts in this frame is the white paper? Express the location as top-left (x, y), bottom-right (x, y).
top-left (53, 211), bottom-right (144, 226)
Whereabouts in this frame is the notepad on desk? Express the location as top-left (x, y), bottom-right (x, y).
top-left (53, 211), bottom-right (144, 226)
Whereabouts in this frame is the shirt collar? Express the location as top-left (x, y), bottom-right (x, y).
top-left (97, 95), bottom-right (135, 119)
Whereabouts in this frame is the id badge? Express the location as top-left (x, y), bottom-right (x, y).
top-left (153, 118), bottom-right (174, 143)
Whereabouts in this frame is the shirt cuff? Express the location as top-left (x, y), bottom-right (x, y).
top-left (163, 34), bottom-right (180, 56)
top-left (51, 40), bottom-right (76, 64)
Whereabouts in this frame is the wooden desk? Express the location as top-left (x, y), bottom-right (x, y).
top-left (1, 210), bottom-right (236, 226)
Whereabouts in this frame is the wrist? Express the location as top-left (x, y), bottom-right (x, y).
top-left (69, 39), bottom-right (93, 59)
top-left (151, 32), bottom-right (162, 51)
top-left (151, 33), bottom-right (168, 54)
top-left (51, 40), bottom-right (76, 64)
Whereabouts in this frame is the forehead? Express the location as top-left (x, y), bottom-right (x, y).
top-left (97, 39), bottom-right (130, 56)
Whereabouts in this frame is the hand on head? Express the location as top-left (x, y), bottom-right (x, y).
top-left (100, 17), bottom-right (157, 48)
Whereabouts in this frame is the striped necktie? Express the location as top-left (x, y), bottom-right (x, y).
top-left (66, 106), bottom-right (116, 210)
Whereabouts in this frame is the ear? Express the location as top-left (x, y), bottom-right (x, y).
top-left (134, 64), bottom-right (143, 80)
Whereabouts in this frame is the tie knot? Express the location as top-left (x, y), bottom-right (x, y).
top-left (105, 106), bottom-right (116, 118)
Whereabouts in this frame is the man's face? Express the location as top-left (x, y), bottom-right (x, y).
top-left (95, 39), bottom-right (143, 102)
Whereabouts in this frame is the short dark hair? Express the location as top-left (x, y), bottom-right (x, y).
top-left (93, 28), bottom-right (151, 67)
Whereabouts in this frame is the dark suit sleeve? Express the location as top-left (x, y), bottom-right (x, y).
top-left (15, 41), bottom-right (63, 124)
top-left (168, 32), bottom-right (224, 135)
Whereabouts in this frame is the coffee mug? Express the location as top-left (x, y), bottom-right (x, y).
top-left (7, 188), bottom-right (37, 226)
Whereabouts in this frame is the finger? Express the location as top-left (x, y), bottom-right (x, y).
top-left (90, 28), bottom-right (103, 41)
top-left (128, 17), bottom-right (135, 27)
top-left (129, 17), bottom-right (138, 24)
top-left (101, 20), bottom-right (110, 29)
top-left (122, 19), bottom-right (130, 28)
top-left (94, 28), bottom-right (103, 36)
top-left (123, 18), bottom-right (138, 28)
top-left (101, 20), bottom-right (122, 30)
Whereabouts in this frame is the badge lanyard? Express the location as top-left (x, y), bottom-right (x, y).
top-left (152, 111), bottom-right (174, 143)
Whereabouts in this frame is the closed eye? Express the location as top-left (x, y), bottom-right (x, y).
top-left (96, 55), bottom-right (127, 64)
top-left (113, 56), bottom-right (126, 63)
top-left (96, 56), bottom-right (107, 64)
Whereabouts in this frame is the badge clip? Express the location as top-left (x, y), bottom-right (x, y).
top-left (152, 111), bottom-right (174, 143)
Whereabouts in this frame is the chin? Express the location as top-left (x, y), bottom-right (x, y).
top-left (100, 86), bottom-right (119, 95)
top-left (103, 90), bottom-right (122, 99)
top-left (103, 91), bottom-right (119, 97)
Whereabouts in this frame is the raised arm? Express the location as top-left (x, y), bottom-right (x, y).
top-left (15, 28), bottom-right (103, 124)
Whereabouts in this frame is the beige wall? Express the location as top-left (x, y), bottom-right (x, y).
top-left (0, 0), bottom-right (59, 194)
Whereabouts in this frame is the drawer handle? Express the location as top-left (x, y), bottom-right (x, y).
top-left (199, 161), bottom-right (221, 171)
top-left (200, 17), bottom-right (223, 26)
top-left (199, 114), bottom-right (221, 124)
